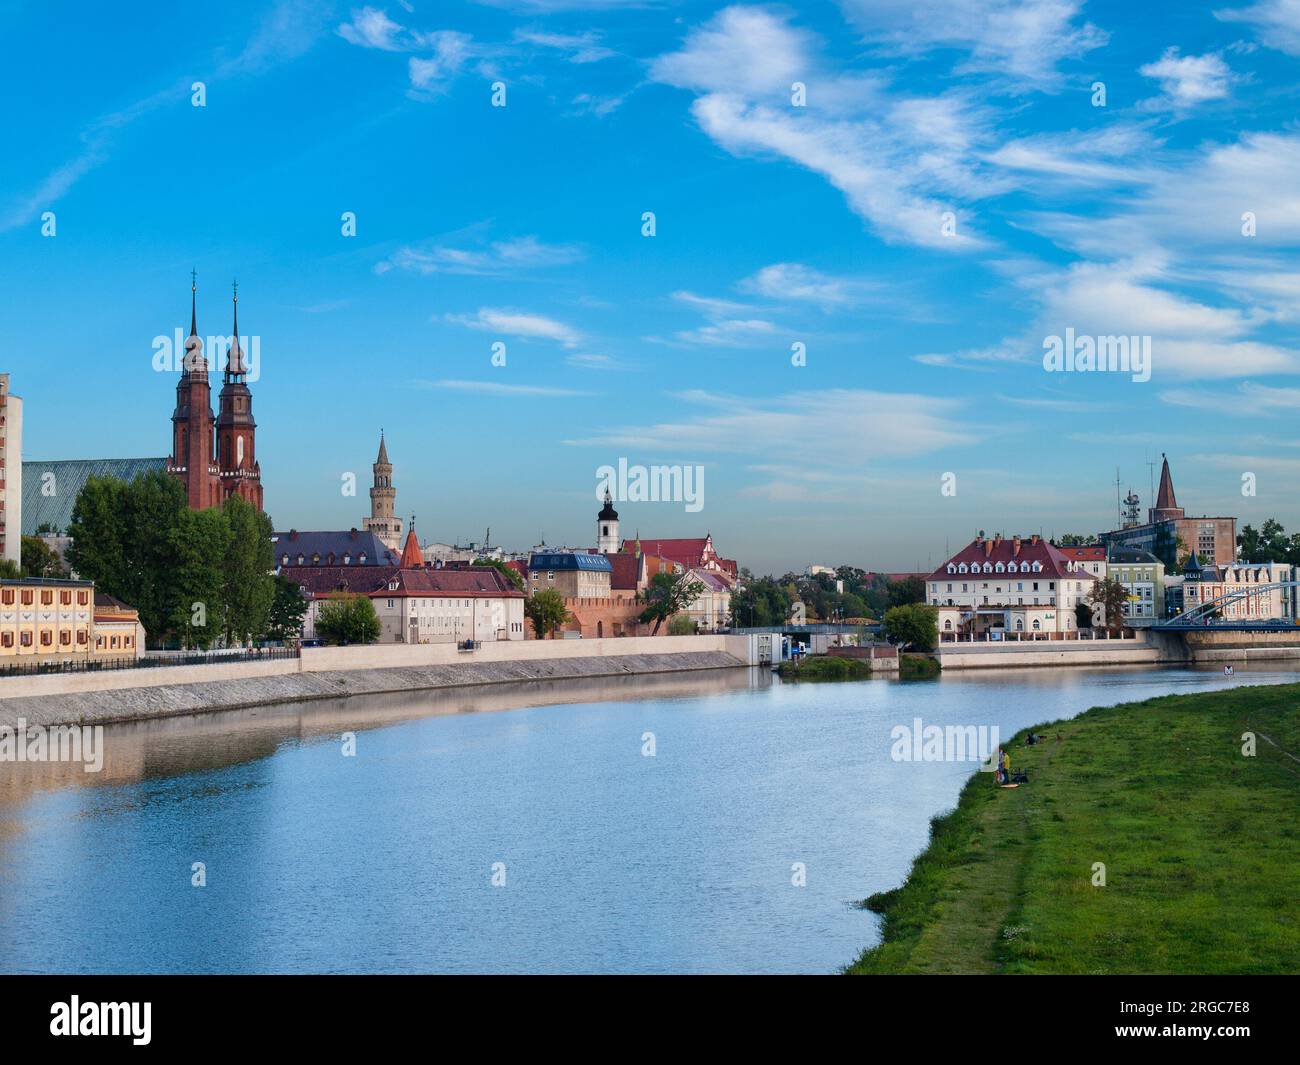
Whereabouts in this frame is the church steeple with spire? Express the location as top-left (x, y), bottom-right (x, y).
top-left (169, 271), bottom-right (222, 509)
top-left (215, 280), bottom-right (263, 509)
top-left (1149, 453), bottom-right (1185, 523)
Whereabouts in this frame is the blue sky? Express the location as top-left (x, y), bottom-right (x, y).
top-left (3, 0), bottom-right (1300, 573)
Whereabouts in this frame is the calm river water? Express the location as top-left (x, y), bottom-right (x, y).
top-left (1, 663), bottom-right (1295, 974)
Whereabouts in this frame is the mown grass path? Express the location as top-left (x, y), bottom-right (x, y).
top-left (849, 683), bottom-right (1300, 974)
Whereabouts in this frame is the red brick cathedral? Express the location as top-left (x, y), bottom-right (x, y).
top-left (168, 274), bottom-right (264, 511)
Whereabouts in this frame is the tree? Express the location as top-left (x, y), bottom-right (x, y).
top-left (265, 576), bottom-right (308, 641)
top-left (668, 614), bottom-right (696, 635)
top-left (525, 588), bottom-right (570, 639)
top-left (886, 575), bottom-right (926, 607)
top-left (1057, 533), bottom-right (1099, 546)
top-left (0, 559), bottom-right (20, 579)
top-left (168, 507), bottom-right (231, 649)
top-left (473, 557), bottom-right (525, 591)
top-left (21, 535), bottom-right (65, 578)
top-left (221, 494), bottom-right (275, 644)
top-left (882, 603), bottom-right (938, 651)
top-left (1087, 577), bottom-right (1129, 633)
top-left (1075, 600), bottom-right (1093, 630)
top-left (315, 593), bottom-right (382, 645)
top-left (729, 576), bottom-right (792, 627)
top-left (639, 571), bottom-right (703, 635)
top-left (65, 475), bottom-right (129, 593)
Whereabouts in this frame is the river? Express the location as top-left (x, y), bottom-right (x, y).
top-left (0, 663), bottom-right (1294, 974)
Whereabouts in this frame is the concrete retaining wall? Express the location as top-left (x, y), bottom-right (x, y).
top-left (0, 636), bottom-right (753, 728)
top-left (936, 639), bottom-right (1160, 670)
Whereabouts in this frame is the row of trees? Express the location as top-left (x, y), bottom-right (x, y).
top-left (1237, 519), bottom-right (1300, 566)
top-left (729, 568), bottom-right (925, 628)
top-left (65, 470), bottom-right (293, 649)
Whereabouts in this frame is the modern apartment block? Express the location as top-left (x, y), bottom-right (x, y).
top-left (0, 373), bottom-right (21, 567)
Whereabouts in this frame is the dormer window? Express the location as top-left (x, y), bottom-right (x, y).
top-left (1032, 562), bottom-right (1042, 572)
top-left (297, 554), bottom-right (305, 565)
top-left (281, 554), bottom-right (289, 566)
top-left (958, 563), bottom-right (967, 573)
top-left (343, 554), bottom-right (351, 565)
top-left (995, 562), bottom-right (1004, 572)
top-left (947, 564), bottom-right (956, 574)
top-left (359, 553), bottom-right (367, 564)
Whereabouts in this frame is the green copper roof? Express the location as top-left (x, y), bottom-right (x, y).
top-left (21, 458), bottom-right (169, 536)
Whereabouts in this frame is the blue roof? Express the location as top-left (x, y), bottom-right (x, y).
top-left (272, 529), bottom-right (399, 567)
top-left (22, 457), bottom-right (168, 536)
top-left (529, 551), bottom-right (613, 572)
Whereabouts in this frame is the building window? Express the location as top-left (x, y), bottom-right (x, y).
top-left (1, 589), bottom-right (12, 605)
top-left (21, 632), bottom-right (32, 647)
top-left (60, 590), bottom-right (72, 605)
top-left (40, 630), bottom-right (52, 646)
top-left (77, 591), bottom-right (89, 606)
top-left (1032, 620), bottom-right (1041, 630)
top-left (1, 633), bottom-right (11, 647)
top-left (77, 630), bottom-right (88, 645)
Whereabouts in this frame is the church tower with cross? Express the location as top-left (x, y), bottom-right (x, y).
top-left (168, 273), bottom-right (264, 511)
top-left (215, 280), bottom-right (263, 509)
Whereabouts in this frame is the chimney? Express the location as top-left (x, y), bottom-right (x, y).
top-left (1030, 534), bottom-right (1040, 545)
top-left (984, 538), bottom-right (994, 558)
top-left (288, 529), bottom-right (298, 540)
top-left (1012, 536), bottom-right (1021, 556)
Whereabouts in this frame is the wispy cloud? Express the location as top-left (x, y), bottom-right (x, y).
top-left (445, 307), bottom-right (583, 347)
top-left (1139, 48), bottom-right (1236, 109)
top-left (418, 378), bottom-right (596, 397)
top-left (377, 235), bottom-right (584, 276)
top-left (564, 388), bottom-right (973, 462)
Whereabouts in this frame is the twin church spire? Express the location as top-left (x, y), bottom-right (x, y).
top-left (169, 272), bottom-right (264, 511)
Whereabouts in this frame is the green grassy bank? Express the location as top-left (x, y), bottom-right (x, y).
top-left (849, 683), bottom-right (1300, 974)
top-left (777, 656), bottom-right (874, 681)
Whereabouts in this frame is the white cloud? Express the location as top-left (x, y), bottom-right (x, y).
top-left (338, 7), bottom-right (420, 50)
top-left (740, 263), bottom-right (881, 308)
top-left (514, 29), bottom-right (616, 63)
top-left (836, 0), bottom-right (1107, 89)
top-left (1139, 48), bottom-right (1235, 109)
top-left (649, 7), bottom-right (999, 250)
top-left (419, 379), bottom-right (595, 397)
top-left (564, 389), bottom-right (972, 462)
top-left (1215, 1), bottom-right (1300, 55)
top-left (377, 235), bottom-right (584, 275)
top-left (445, 307), bottom-right (583, 347)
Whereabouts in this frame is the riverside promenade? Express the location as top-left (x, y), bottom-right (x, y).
top-left (0, 635), bottom-right (755, 728)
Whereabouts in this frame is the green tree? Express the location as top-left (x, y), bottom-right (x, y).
top-left (667, 614), bottom-right (696, 635)
top-left (68, 471), bottom-right (190, 646)
top-left (65, 475), bottom-right (129, 592)
top-left (315, 593), bottom-right (382, 645)
top-left (221, 494), bottom-right (275, 644)
top-left (0, 559), bottom-right (20, 579)
top-left (168, 507), bottom-right (231, 650)
top-left (525, 588), bottom-right (570, 639)
top-left (21, 535), bottom-right (66, 578)
top-left (472, 557), bottom-right (525, 591)
top-left (882, 603), bottom-right (939, 651)
top-left (1087, 577), bottom-right (1130, 633)
top-left (887, 575), bottom-right (926, 607)
top-left (639, 571), bottom-right (703, 635)
top-left (729, 576), bottom-right (792, 627)
top-left (265, 576), bottom-right (308, 642)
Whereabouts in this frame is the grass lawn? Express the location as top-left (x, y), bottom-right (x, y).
top-left (848, 682), bottom-right (1300, 974)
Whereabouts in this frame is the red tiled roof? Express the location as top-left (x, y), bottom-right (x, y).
top-left (369, 567), bottom-right (525, 598)
top-left (279, 565), bottom-right (396, 598)
top-left (1058, 546), bottom-right (1106, 561)
top-left (609, 552), bottom-right (640, 590)
top-left (621, 537), bottom-right (709, 563)
top-left (927, 536), bottom-right (1094, 582)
